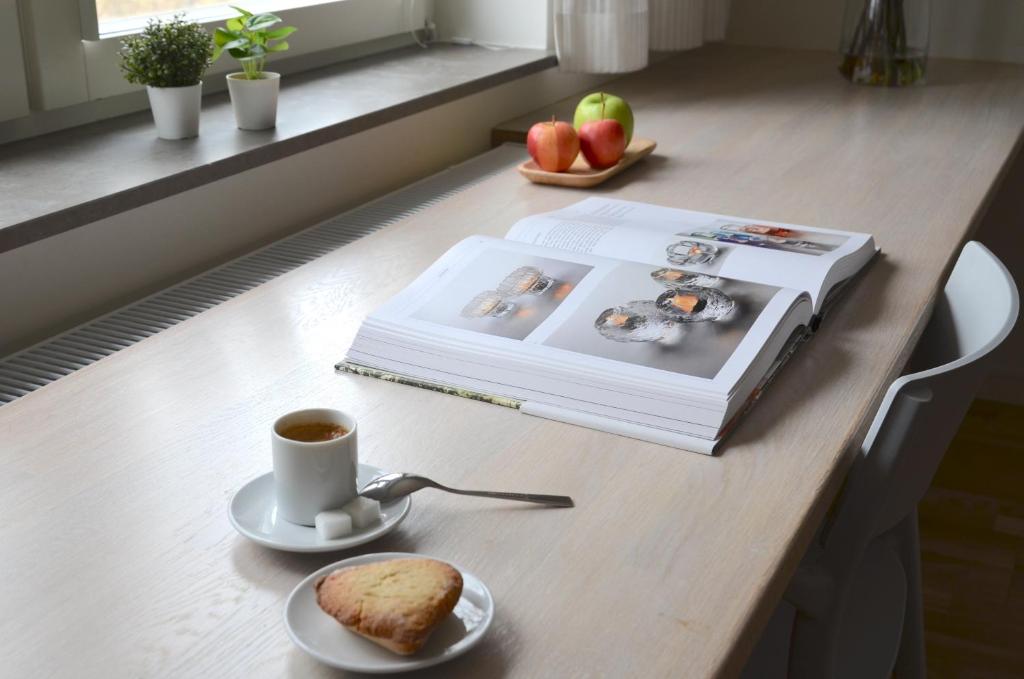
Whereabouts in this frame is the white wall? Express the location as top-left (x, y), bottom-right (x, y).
top-left (0, 64), bottom-right (605, 355)
top-left (728, 0), bottom-right (1024, 64)
top-left (434, 0), bottom-right (552, 49)
top-left (0, 0), bottom-right (29, 121)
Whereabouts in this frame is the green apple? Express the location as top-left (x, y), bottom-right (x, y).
top-left (573, 92), bottom-right (634, 145)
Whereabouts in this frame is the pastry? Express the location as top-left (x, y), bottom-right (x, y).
top-left (315, 558), bottom-right (463, 655)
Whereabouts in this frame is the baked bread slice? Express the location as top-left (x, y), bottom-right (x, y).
top-left (315, 558), bottom-right (464, 655)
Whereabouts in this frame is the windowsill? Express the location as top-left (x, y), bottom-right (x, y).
top-left (0, 43), bottom-right (555, 254)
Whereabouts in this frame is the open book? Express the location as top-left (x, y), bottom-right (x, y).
top-left (339, 198), bottom-right (876, 454)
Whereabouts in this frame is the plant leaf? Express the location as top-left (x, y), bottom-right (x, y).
top-left (248, 14), bottom-right (281, 31)
top-left (214, 27), bottom-right (237, 45)
top-left (265, 26), bottom-right (296, 40)
top-left (226, 17), bottom-right (243, 31)
top-left (266, 40), bottom-right (290, 52)
top-left (230, 5), bottom-right (253, 17)
top-left (221, 38), bottom-right (249, 52)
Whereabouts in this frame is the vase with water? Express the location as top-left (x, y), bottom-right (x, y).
top-left (839, 0), bottom-right (930, 86)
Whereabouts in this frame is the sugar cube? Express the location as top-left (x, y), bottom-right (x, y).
top-left (315, 510), bottom-right (353, 540)
top-left (342, 496), bottom-right (382, 529)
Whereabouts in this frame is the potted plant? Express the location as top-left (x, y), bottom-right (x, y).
top-left (119, 15), bottom-right (214, 140)
top-left (214, 7), bottom-right (296, 130)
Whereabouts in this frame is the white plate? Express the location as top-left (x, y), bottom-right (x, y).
top-left (285, 552), bottom-right (494, 674)
top-left (229, 464), bottom-right (411, 553)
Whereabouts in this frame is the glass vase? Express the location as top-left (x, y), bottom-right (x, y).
top-left (839, 0), bottom-right (930, 86)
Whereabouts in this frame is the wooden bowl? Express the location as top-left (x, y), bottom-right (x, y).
top-left (517, 137), bottom-right (657, 188)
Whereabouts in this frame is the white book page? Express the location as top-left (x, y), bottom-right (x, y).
top-left (505, 197), bottom-right (873, 312)
top-left (363, 236), bottom-right (808, 398)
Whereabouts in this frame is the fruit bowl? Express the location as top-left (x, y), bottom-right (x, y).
top-left (517, 137), bottom-right (657, 188)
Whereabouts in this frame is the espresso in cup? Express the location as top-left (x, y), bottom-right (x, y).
top-left (272, 408), bottom-right (358, 526)
top-left (279, 422), bottom-right (349, 443)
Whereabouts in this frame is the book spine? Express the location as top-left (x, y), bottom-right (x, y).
top-left (717, 323), bottom-right (813, 443)
top-left (336, 361), bottom-right (523, 410)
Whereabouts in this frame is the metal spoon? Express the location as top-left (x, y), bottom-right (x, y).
top-left (360, 473), bottom-right (574, 508)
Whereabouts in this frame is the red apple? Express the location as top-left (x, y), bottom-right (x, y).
top-left (578, 118), bottom-right (626, 169)
top-left (527, 118), bottom-right (579, 172)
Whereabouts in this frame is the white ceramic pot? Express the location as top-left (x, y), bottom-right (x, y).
top-left (227, 72), bottom-right (281, 130)
top-left (146, 83), bottom-right (202, 140)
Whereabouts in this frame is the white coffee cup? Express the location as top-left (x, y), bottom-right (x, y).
top-left (272, 408), bottom-right (358, 526)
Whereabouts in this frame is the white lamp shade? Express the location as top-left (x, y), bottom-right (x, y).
top-left (554, 0), bottom-right (650, 73)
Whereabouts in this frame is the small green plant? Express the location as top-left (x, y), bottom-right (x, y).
top-left (214, 6), bottom-right (297, 80)
top-left (118, 15), bottom-right (213, 88)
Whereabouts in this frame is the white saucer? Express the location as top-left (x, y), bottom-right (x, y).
top-left (285, 552), bottom-right (494, 673)
top-left (229, 464), bottom-right (411, 553)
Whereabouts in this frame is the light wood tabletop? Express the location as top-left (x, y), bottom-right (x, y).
top-left (3, 45), bottom-right (1023, 679)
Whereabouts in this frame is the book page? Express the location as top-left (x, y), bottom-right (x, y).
top-left (363, 236), bottom-right (809, 398)
top-left (505, 197), bottom-right (874, 312)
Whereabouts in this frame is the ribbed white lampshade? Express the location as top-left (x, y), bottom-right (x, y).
top-left (649, 0), bottom-right (704, 51)
top-left (554, 0), bottom-right (650, 73)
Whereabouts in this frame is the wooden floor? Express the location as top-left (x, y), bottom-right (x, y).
top-left (920, 399), bottom-right (1024, 678)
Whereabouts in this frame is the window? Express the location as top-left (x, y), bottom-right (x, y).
top-left (88, 1), bottom-right (354, 40)
top-left (97, 1), bottom-right (226, 23)
top-left (10, 0), bottom-right (429, 115)
top-left (3, 0), bottom-right (548, 136)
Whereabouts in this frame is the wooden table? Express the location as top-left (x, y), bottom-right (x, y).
top-left (3, 45), bottom-right (1023, 678)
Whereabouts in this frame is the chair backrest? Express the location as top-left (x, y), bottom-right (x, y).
top-left (822, 242), bottom-right (1019, 565)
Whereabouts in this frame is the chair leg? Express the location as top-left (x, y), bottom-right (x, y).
top-left (892, 510), bottom-right (927, 679)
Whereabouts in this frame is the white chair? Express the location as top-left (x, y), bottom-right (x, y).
top-left (742, 241), bottom-right (1020, 679)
